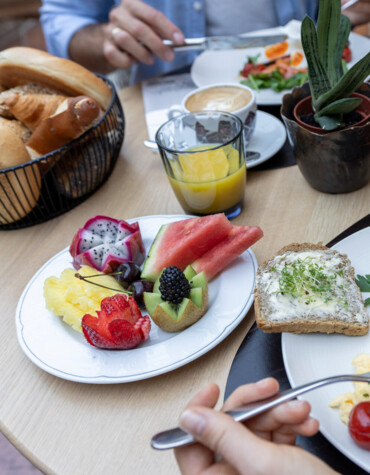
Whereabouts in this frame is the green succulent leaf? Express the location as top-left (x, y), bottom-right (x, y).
top-left (314, 114), bottom-right (342, 130)
top-left (334, 15), bottom-right (351, 81)
top-left (317, 0), bottom-right (341, 86)
top-left (301, 15), bottom-right (331, 108)
top-left (315, 97), bottom-right (362, 117)
top-left (316, 52), bottom-right (370, 110)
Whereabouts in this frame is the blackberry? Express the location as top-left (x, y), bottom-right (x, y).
top-left (159, 266), bottom-right (191, 304)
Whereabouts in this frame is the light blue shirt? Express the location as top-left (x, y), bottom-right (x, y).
top-left (40, 0), bottom-right (318, 83)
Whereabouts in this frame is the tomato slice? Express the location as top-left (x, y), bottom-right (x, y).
top-left (348, 401), bottom-right (370, 450)
top-left (241, 63), bottom-right (254, 77)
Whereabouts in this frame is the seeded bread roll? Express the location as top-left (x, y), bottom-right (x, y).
top-left (0, 117), bottom-right (30, 142)
top-left (254, 243), bottom-right (369, 336)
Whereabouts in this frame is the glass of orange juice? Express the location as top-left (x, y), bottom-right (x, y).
top-left (155, 111), bottom-right (246, 219)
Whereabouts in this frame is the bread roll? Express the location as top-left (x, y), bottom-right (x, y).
top-left (0, 47), bottom-right (112, 109)
top-left (0, 84), bottom-right (56, 120)
top-left (0, 117), bottom-right (30, 142)
top-left (2, 92), bottom-right (68, 130)
top-left (0, 124), bottom-right (41, 224)
top-left (26, 96), bottom-right (101, 157)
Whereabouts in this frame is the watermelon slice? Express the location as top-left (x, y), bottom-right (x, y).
top-left (141, 214), bottom-right (232, 281)
top-left (191, 225), bottom-right (263, 280)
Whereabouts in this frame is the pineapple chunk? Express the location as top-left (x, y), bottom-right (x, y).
top-left (44, 266), bottom-right (123, 332)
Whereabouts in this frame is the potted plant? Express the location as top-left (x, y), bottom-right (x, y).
top-left (281, 0), bottom-right (370, 193)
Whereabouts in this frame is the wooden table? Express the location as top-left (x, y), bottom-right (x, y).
top-left (1, 84), bottom-right (369, 474)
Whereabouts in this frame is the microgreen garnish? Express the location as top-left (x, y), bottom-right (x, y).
top-left (75, 272), bottom-right (132, 295)
top-left (363, 393), bottom-right (369, 397)
top-left (276, 257), bottom-right (347, 307)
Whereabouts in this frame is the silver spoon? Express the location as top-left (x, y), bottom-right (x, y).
top-left (151, 372), bottom-right (370, 450)
top-left (143, 140), bottom-right (261, 162)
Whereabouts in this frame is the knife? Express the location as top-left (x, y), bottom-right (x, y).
top-left (163, 34), bottom-right (287, 52)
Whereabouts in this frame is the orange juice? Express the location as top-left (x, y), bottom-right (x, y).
top-left (168, 145), bottom-right (246, 215)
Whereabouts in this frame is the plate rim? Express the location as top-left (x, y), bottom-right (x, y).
top-left (246, 110), bottom-right (286, 168)
top-left (16, 214), bottom-right (258, 384)
top-left (281, 226), bottom-right (370, 472)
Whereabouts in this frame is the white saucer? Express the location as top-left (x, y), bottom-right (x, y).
top-left (246, 111), bottom-right (286, 168)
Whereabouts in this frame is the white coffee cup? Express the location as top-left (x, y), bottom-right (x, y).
top-left (168, 83), bottom-right (257, 144)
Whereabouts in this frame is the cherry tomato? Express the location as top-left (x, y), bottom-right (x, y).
top-left (348, 401), bottom-right (370, 450)
top-left (342, 46), bottom-right (352, 63)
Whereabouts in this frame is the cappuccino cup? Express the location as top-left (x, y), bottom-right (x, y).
top-left (168, 83), bottom-right (257, 143)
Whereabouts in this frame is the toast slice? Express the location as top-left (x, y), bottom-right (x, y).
top-left (254, 243), bottom-right (369, 336)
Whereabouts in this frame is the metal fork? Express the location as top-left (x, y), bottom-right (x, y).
top-left (151, 372), bottom-right (370, 450)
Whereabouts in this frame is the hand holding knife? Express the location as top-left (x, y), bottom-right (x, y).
top-left (163, 34), bottom-right (288, 52)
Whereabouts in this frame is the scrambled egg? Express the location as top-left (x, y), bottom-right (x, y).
top-left (330, 353), bottom-right (370, 424)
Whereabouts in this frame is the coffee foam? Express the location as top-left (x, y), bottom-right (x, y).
top-left (185, 86), bottom-right (252, 113)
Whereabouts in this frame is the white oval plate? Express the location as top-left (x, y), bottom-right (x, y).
top-left (16, 215), bottom-right (258, 384)
top-left (191, 31), bottom-right (369, 106)
top-left (282, 226), bottom-right (370, 472)
top-left (246, 111), bottom-right (286, 168)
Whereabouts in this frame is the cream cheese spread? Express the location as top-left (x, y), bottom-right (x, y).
top-left (257, 250), bottom-right (366, 323)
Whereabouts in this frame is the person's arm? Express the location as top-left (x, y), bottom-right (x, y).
top-left (41, 0), bottom-right (185, 73)
top-left (40, 0), bottom-right (111, 71)
top-left (175, 378), bottom-right (339, 475)
top-left (342, 0), bottom-right (370, 26)
top-left (68, 24), bottom-right (115, 74)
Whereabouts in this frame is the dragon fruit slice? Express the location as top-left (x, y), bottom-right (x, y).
top-left (70, 215), bottom-right (145, 273)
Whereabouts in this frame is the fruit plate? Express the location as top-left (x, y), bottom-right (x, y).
top-left (16, 215), bottom-right (258, 384)
top-left (282, 226), bottom-right (370, 472)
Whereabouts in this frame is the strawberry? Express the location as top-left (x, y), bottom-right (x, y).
top-left (81, 294), bottom-right (151, 349)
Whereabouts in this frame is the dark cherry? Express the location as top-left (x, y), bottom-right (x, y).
top-left (115, 262), bottom-right (141, 287)
top-left (128, 280), bottom-right (154, 307)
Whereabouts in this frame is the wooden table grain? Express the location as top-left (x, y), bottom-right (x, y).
top-left (1, 84), bottom-right (369, 475)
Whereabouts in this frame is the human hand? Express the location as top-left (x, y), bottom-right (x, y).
top-left (175, 378), bottom-right (338, 474)
top-left (103, 0), bottom-right (184, 69)
top-left (342, 0), bottom-right (370, 26)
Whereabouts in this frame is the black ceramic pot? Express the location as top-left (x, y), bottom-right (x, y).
top-left (281, 82), bottom-right (370, 193)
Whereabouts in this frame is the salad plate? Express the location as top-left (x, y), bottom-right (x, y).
top-left (16, 215), bottom-right (258, 384)
top-left (191, 29), bottom-right (369, 106)
top-left (282, 227), bottom-right (370, 472)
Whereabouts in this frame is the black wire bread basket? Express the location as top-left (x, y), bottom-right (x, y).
top-left (0, 76), bottom-right (124, 230)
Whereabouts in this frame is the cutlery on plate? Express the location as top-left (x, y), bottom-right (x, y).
top-left (163, 34), bottom-right (287, 52)
top-left (341, 0), bottom-right (358, 11)
top-left (143, 140), bottom-right (261, 162)
top-left (151, 372), bottom-right (370, 450)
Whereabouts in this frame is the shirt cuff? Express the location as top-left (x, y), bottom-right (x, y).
top-left (41, 14), bottom-right (99, 59)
